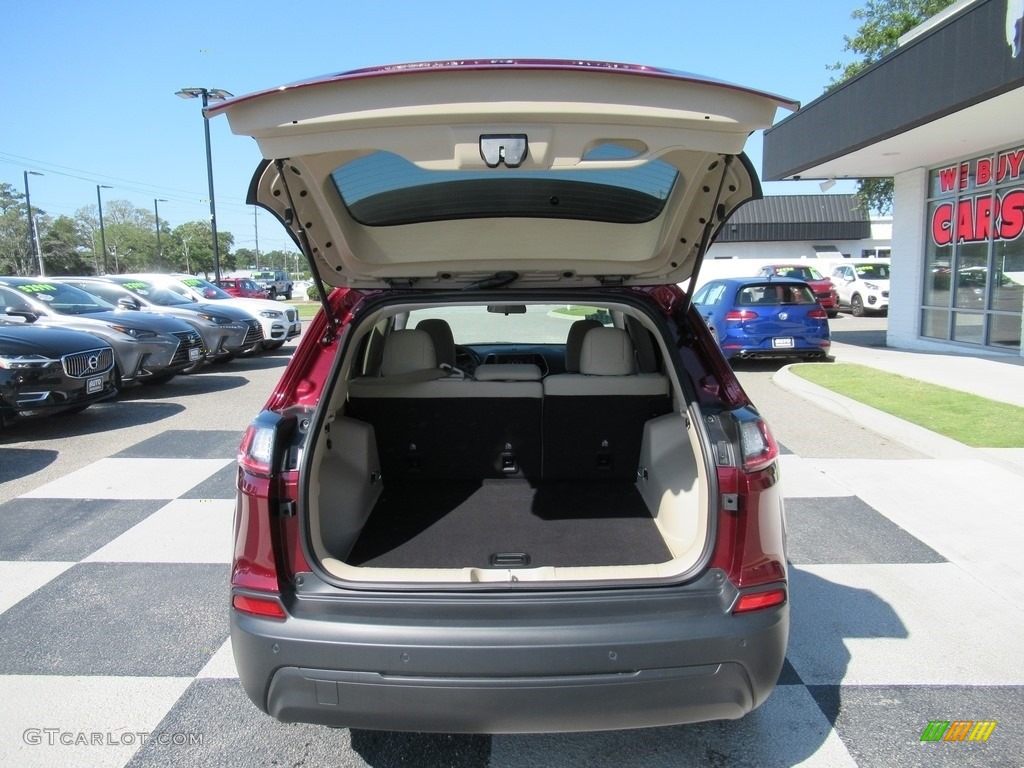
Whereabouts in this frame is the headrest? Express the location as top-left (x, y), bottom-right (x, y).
top-left (380, 329), bottom-right (436, 376)
top-left (564, 318), bottom-right (603, 373)
top-left (415, 318), bottom-right (456, 367)
top-left (579, 327), bottom-right (636, 376)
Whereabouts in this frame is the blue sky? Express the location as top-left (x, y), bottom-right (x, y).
top-left (1, 0), bottom-right (862, 256)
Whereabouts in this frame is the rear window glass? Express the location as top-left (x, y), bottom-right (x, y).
top-left (736, 284), bottom-right (817, 306)
top-left (407, 304), bottom-right (611, 345)
top-left (331, 146), bottom-right (679, 227)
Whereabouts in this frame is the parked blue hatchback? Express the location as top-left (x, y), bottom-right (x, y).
top-left (693, 277), bottom-right (831, 362)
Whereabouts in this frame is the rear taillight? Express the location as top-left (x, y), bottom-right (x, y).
top-left (808, 308), bottom-right (828, 319)
top-left (238, 422), bottom-right (276, 477)
top-left (724, 309), bottom-right (758, 322)
top-left (738, 417), bottom-right (779, 473)
top-left (233, 411), bottom-right (298, 604)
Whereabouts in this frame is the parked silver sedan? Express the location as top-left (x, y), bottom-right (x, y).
top-left (0, 278), bottom-right (203, 386)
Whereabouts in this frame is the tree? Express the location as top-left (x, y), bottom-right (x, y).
top-left (166, 221), bottom-right (235, 276)
top-left (38, 215), bottom-right (95, 275)
top-left (0, 182), bottom-right (33, 276)
top-left (828, 0), bottom-right (957, 214)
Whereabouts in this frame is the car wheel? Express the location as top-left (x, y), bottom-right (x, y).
top-left (268, 289), bottom-right (277, 300)
top-left (263, 340), bottom-right (286, 350)
top-left (827, 310), bottom-right (839, 319)
top-left (851, 294), bottom-right (865, 317)
top-left (284, 290), bottom-right (292, 300)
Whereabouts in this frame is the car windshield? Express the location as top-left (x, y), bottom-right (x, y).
top-left (177, 277), bottom-right (233, 300)
top-left (116, 280), bottom-right (192, 306)
top-left (331, 145), bottom-right (679, 227)
top-left (736, 283), bottom-right (817, 306)
top-left (9, 281), bottom-right (114, 315)
top-left (855, 264), bottom-right (890, 279)
top-left (773, 266), bottom-right (823, 280)
top-left (407, 304), bottom-right (612, 345)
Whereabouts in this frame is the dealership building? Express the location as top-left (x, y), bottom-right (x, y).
top-left (763, 0), bottom-right (1024, 356)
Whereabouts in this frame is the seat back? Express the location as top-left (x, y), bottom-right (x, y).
top-left (543, 327), bottom-right (671, 479)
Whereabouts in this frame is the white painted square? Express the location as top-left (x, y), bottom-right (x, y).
top-left (778, 454), bottom-right (855, 498)
top-left (788, 563), bottom-right (1024, 686)
top-left (197, 638), bottom-right (238, 679)
top-left (0, 675), bottom-right (192, 768)
top-left (84, 499), bottom-right (234, 563)
top-left (0, 562), bottom-right (75, 615)
top-left (22, 458), bottom-right (232, 500)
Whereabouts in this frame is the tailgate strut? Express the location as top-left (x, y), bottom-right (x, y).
top-left (679, 154), bottom-right (733, 316)
top-left (273, 159), bottom-right (339, 344)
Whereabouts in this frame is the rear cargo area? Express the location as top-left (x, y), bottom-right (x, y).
top-left (347, 479), bottom-right (672, 569)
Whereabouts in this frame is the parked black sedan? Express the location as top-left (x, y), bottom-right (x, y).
top-left (0, 321), bottom-right (117, 426)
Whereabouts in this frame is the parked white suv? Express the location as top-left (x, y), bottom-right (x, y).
top-left (831, 261), bottom-right (891, 316)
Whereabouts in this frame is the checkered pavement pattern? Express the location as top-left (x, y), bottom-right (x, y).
top-left (1, 430), bottom-right (1022, 767)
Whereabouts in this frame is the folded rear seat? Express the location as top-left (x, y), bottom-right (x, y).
top-left (543, 327), bottom-right (671, 479)
top-left (347, 330), bottom-right (542, 480)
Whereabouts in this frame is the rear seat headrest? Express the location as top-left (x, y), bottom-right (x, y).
top-left (415, 318), bottom-right (456, 367)
top-left (579, 327), bottom-right (636, 376)
top-left (565, 318), bottom-right (603, 373)
top-left (380, 329), bottom-right (436, 376)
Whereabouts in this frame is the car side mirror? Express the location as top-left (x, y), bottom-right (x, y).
top-left (5, 306), bottom-right (39, 323)
top-left (118, 296), bottom-right (141, 310)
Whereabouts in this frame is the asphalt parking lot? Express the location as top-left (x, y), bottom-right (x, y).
top-left (1, 314), bottom-right (1021, 767)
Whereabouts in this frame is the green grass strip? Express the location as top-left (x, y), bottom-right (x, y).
top-left (789, 363), bottom-right (1024, 448)
top-left (549, 306), bottom-right (601, 318)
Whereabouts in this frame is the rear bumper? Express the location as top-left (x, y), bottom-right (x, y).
top-left (231, 573), bottom-right (788, 733)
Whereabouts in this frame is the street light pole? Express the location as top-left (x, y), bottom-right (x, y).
top-left (176, 86), bottom-right (232, 282)
top-left (96, 185), bottom-right (112, 274)
top-left (23, 171), bottom-right (44, 276)
top-left (154, 198), bottom-right (167, 270)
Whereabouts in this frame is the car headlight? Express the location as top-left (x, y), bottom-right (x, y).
top-left (0, 354), bottom-right (57, 370)
top-left (259, 310), bottom-right (283, 319)
top-left (195, 312), bottom-right (233, 325)
top-left (864, 282), bottom-right (879, 290)
top-left (106, 323), bottom-right (159, 339)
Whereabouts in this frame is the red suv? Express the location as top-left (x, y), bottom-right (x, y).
top-left (219, 60), bottom-right (791, 733)
top-left (216, 277), bottom-right (270, 299)
top-left (756, 264), bottom-right (839, 317)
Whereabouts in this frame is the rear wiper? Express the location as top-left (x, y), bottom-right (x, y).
top-left (462, 271), bottom-right (519, 291)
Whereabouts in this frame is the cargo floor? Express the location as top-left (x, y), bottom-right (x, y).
top-left (347, 479), bottom-right (672, 569)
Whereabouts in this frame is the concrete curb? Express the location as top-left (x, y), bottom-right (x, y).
top-left (773, 365), bottom-right (1024, 479)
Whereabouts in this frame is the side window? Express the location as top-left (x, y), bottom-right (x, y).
top-left (693, 284), bottom-right (711, 304)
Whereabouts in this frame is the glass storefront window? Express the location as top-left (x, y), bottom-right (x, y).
top-left (921, 308), bottom-right (949, 339)
top-left (924, 144), bottom-right (1024, 352)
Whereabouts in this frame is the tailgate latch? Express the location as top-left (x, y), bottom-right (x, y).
top-left (480, 134), bottom-right (528, 168)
